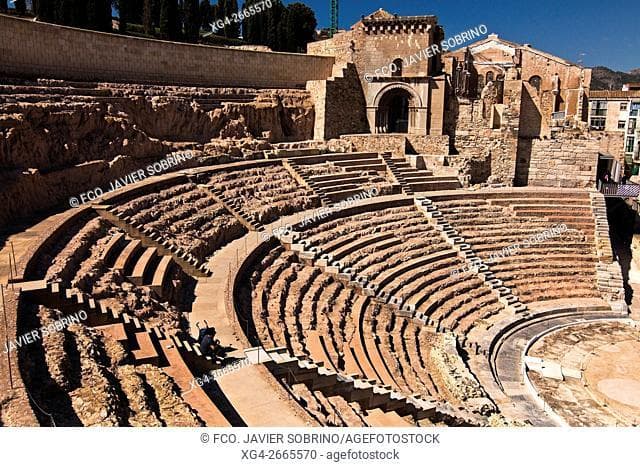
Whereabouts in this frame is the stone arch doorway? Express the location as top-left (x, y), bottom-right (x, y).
top-left (369, 83), bottom-right (426, 135)
top-left (376, 87), bottom-right (414, 133)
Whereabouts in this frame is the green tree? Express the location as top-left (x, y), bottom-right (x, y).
top-left (160, 0), bottom-right (179, 39)
top-left (200, 0), bottom-right (212, 31)
top-left (282, 2), bottom-right (316, 52)
top-left (130, 0), bottom-right (145, 23)
top-left (14, 0), bottom-right (26, 14)
top-left (243, 0), bottom-right (316, 51)
top-left (33, 0), bottom-right (55, 22)
top-left (210, 2), bottom-right (218, 31)
top-left (212, 0), bottom-right (229, 37)
top-left (56, 0), bottom-right (69, 24)
top-left (225, 0), bottom-right (240, 38)
top-left (87, 0), bottom-right (113, 32)
top-left (213, 0), bottom-right (227, 36)
top-left (143, 0), bottom-right (154, 35)
top-left (117, 0), bottom-right (129, 33)
top-left (241, 0), bottom-right (265, 43)
top-left (265, 0), bottom-right (284, 50)
top-left (150, 0), bottom-right (162, 28)
top-left (183, 0), bottom-right (200, 42)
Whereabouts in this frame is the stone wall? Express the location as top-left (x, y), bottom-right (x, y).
top-left (406, 135), bottom-right (449, 155)
top-left (0, 14), bottom-right (334, 88)
top-left (595, 131), bottom-right (626, 165)
top-left (446, 35), bottom-right (591, 133)
top-left (0, 291), bottom-right (40, 426)
top-left (306, 63), bottom-right (369, 140)
top-left (518, 82), bottom-right (544, 138)
top-left (307, 34), bottom-right (353, 62)
top-left (448, 153), bottom-right (491, 185)
top-left (339, 133), bottom-right (451, 158)
top-left (307, 13), bottom-right (445, 136)
top-left (340, 134), bottom-right (407, 157)
top-left (446, 80), bottom-right (521, 185)
top-left (527, 137), bottom-right (599, 188)
top-left (0, 80), bottom-right (317, 227)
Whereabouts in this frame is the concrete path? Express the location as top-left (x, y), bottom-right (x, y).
top-left (491, 311), bottom-right (627, 426)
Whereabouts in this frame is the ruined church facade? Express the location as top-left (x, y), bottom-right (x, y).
top-left (308, 9), bottom-right (448, 137)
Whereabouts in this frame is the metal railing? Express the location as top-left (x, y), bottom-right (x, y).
top-left (1, 283), bottom-right (13, 390)
top-left (598, 181), bottom-right (640, 198)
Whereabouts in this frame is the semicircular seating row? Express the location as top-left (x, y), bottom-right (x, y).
top-left (17, 152), bottom-right (605, 427)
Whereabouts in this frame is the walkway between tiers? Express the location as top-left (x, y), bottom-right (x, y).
top-left (485, 297), bottom-right (622, 427)
top-left (0, 209), bottom-right (83, 285)
top-left (628, 283), bottom-right (640, 321)
top-left (189, 194), bottom-right (407, 427)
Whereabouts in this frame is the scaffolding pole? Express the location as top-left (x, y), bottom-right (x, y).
top-left (1, 284), bottom-right (13, 389)
top-left (330, 0), bottom-right (338, 37)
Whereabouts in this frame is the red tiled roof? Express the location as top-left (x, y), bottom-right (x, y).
top-left (590, 90), bottom-right (640, 99)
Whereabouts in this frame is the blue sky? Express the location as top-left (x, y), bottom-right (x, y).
top-left (287, 0), bottom-right (639, 71)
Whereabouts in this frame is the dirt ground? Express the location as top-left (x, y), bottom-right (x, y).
top-left (584, 339), bottom-right (640, 425)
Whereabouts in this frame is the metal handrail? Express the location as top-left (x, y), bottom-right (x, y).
top-left (599, 181), bottom-right (640, 198)
top-left (1, 284), bottom-right (13, 389)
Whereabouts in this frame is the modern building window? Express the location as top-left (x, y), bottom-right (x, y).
top-left (631, 102), bottom-right (640, 117)
top-left (621, 102), bottom-right (628, 111)
top-left (618, 120), bottom-right (627, 129)
top-left (529, 75), bottom-right (542, 92)
top-left (626, 137), bottom-right (635, 153)
top-left (590, 117), bottom-right (606, 130)
top-left (630, 119), bottom-right (637, 129)
top-left (391, 58), bottom-right (403, 77)
top-left (590, 100), bottom-right (608, 116)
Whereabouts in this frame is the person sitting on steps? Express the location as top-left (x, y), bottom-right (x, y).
top-left (195, 321), bottom-right (224, 362)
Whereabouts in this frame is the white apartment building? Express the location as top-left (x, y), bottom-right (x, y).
top-left (589, 85), bottom-right (640, 171)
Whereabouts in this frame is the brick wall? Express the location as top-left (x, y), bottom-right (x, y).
top-left (527, 137), bottom-right (599, 188)
top-left (0, 14), bottom-right (334, 88)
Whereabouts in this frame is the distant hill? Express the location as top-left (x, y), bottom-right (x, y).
top-left (591, 66), bottom-right (640, 90)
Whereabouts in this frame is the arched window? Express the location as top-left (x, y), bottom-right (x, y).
top-left (529, 75), bottom-right (542, 92)
top-left (486, 71), bottom-right (494, 82)
top-left (391, 58), bottom-right (403, 77)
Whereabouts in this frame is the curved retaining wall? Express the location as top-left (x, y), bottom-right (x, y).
top-left (0, 14), bottom-right (335, 88)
